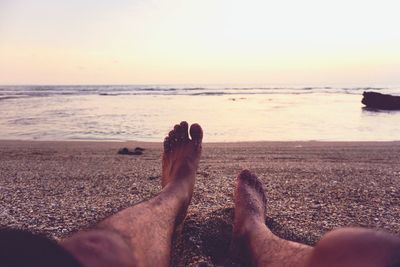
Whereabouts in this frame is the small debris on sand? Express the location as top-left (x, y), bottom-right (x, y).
top-left (118, 147), bottom-right (145, 155)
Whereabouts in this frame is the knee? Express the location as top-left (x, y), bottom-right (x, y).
top-left (307, 228), bottom-right (400, 267)
top-left (60, 230), bottom-right (134, 267)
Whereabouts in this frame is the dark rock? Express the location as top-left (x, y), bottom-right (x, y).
top-left (117, 147), bottom-right (143, 155)
top-left (362, 91), bottom-right (400, 110)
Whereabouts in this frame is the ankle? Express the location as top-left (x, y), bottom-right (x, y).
top-left (161, 181), bottom-right (193, 209)
top-left (234, 216), bottom-right (266, 238)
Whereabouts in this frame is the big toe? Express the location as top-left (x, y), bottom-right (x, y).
top-left (189, 123), bottom-right (203, 145)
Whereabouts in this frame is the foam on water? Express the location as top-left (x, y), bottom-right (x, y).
top-left (1, 85), bottom-right (399, 98)
top-left (0, 85), bottom-right (399, 141)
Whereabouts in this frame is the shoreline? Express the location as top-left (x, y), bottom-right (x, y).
top-left (1, 140), bottom-right (399, 266)
top-left (1, 139), bottom-right (400, 144)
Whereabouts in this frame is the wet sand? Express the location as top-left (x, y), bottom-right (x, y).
top-left (1, 140), bottom-right (400, 266)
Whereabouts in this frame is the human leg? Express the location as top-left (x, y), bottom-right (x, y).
top-left (231, 169), bottom-right (400, 267)
top-left (231, 169), bottom-right (312, 267)
top-left (308, 227), bottom-right (400, 267)
top-left (60, 121), bottom-right (203, 267)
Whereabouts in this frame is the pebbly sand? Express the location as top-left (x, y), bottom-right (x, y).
top-left (1, 140), bottom-right (400, 266)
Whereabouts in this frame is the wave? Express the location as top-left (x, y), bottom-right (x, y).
top-left (0, 95), bottom-right (31, 101)
top-left (0, 85), bottom-right (398, 100)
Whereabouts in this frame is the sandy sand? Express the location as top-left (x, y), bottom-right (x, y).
top-left (1, 140), bottom-right (400, 266)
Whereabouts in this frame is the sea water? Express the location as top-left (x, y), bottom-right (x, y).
top-left (0, 85), bottom-right (399, 142)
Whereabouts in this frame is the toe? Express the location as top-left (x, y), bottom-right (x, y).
top-left (189, 123), bottom-right (203, 145)
top-left (173, 124), bottom-right (181, 132)
top-left (238, 169), bottom-right (253, 181)
top-left (174, 123), bottom-right (186, 141)
top-left (238, 169), bottom-right (256, 186)
top-left (168, 127), bottom-right (180, 149)
top-left (164, 136), bottom-right (172, 153)
top-left (180, 121), bottom-right (189, 140)
top-left (238, 170), bottom-right (264, 192)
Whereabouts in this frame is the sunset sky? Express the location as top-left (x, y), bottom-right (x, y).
top-left (1, 0), bottom-right (399, 85)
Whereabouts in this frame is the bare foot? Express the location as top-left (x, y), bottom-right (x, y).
top-left (230, 169), bottom-right (267, 264)
top-left (162, 121), bottom-right (203, 223)
top-left (233, 169), bottom-right (267, 235)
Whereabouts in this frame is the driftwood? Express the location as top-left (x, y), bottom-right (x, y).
top-left (361, 91), bottom-right (400, 110)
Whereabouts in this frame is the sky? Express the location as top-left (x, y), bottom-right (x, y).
top-left (1, 0), bottom-right (400, 86)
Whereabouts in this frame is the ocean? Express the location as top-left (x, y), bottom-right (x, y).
top-left (0, 85), bottom-right (399, 142)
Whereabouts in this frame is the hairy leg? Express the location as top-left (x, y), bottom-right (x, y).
top-left (232, 169), bottom-right (400, 267)
top-left (231, 170), bottom-right (312, 267)
top-left (60, 121), bottom-right (203, 267)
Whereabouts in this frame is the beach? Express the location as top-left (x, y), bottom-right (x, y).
top-left (1, 140), bottom-right (399, 266)
top-left (3, 0), bottom-right (400, 264)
